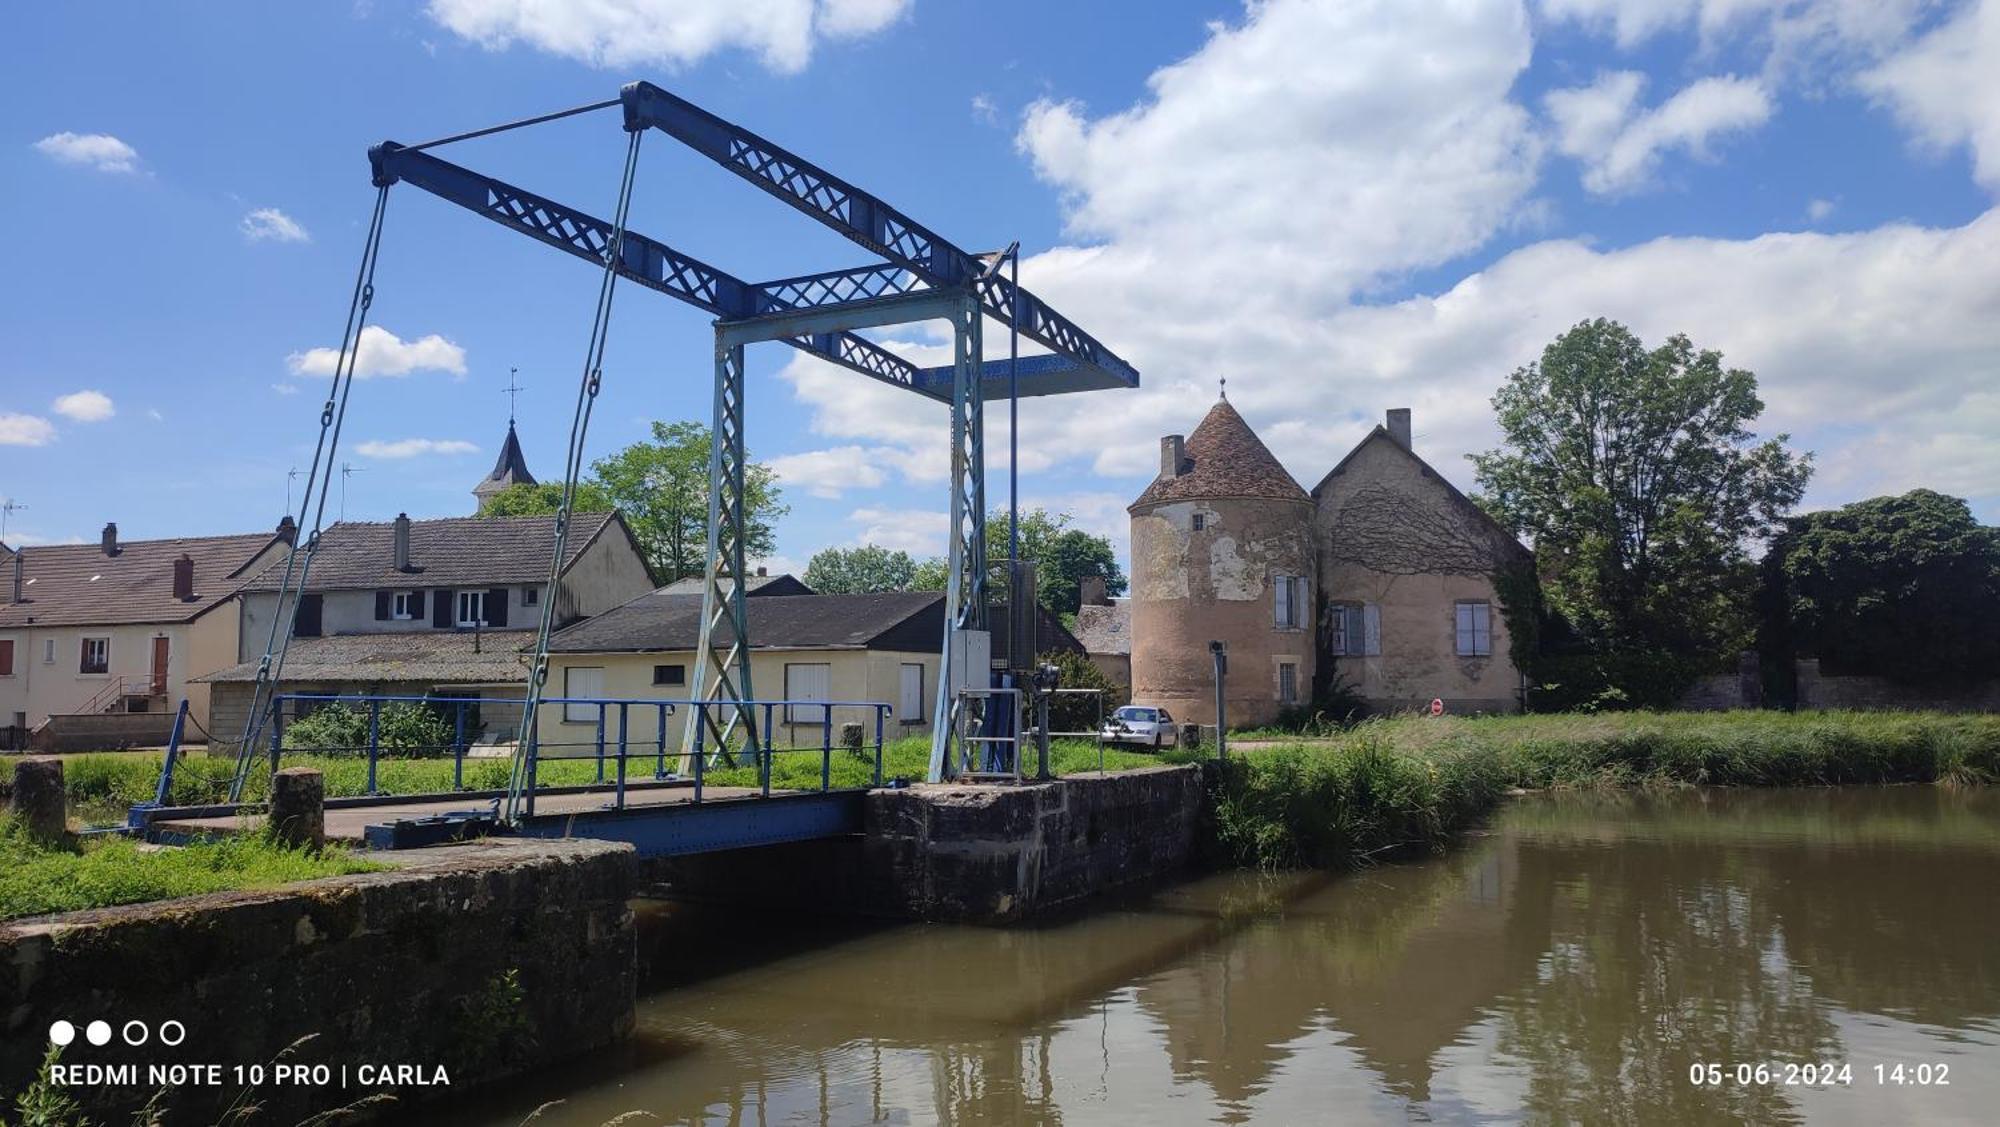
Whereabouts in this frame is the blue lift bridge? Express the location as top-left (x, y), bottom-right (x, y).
top-left (184, 81), bottom-right (1139, 856)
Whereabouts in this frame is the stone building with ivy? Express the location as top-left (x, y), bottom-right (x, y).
top-left (1117, 399), bottom-right (1530, 726)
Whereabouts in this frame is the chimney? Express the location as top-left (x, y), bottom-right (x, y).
top-left (1160, 435), bottom-right (1186, 479)
top-left (10, 552), bottom-right (21, 603)
top-left (276, 515), bottom-right (297, 544)
top-left (1080, 575), bottom-right (1109, 608)
top-left (172, 553), bottom-right (194, 600)
top-left (1386, 408), bottom-right (1412, 450)
top-left (756, 565), bottom-right (768, 577)
top-left (101, 522), bottom-right (119, 556)
top-left (392, 513), bottom-right (412, 571)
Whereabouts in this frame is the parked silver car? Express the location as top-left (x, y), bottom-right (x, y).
top-left (1101, 705), bottom-right (1180, 749)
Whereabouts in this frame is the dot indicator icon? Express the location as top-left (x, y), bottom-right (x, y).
top-left (49, 1021), bottom-right (75, 1046)
top-left (86, 1020), bottom-right (112, 1047)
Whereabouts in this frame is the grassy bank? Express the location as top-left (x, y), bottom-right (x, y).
top-left (1203, 710), bottom-right (2000, 869)
top-left (0, 817), bottom-right (380, 921)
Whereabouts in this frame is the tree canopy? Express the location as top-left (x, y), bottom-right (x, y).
top-left (476, 420), bottom-right (786, 583)
top-left (803, 545), bottom-right (918, 594)
top-left (1761, 489), bottom-right (2000, 685)
top-left (1472, 318), bottom-right (1812, 659)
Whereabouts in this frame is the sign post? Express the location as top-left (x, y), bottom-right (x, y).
top-left (1209, 640), bottom-right (1229, 762)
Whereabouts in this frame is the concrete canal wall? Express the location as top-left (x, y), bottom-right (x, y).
top-left (655, 763), bottom-right (1209, 923)
top-left (0, 839), bottom-right (635, 1124)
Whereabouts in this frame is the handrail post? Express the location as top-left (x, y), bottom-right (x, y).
top-left (874, 705), bottom-right (886, 787)
top-left (594, 702), bottom-right (607, 783)
top-left (655, 703), bottom-right (668, 779)
top-left (761, 702), bottom-right (775, 797)
top-left (453, 700), bottom-right (467, 791)
top-left (268, 697), bottom-right (285, 780)
top-left (693, 703), bottom-right (706, 803)
top-left (152, 699), bottom-right (190, 807)
top-left (523, 696), bottom-right (540, 817)
top-left (821, 703), bottom-right (833, 792)
top-left (614, 702), bottom-right (629, 810)
top-left (366, 698), bottom-right (382, 795)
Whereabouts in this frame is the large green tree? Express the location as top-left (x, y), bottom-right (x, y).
top-left (803, 545), bottom-right (918, 593)
top-left (476, 421), bottom-right (786, 583)
top-left (907, 508), bottom-right (1127, 615)
top-left (1471, 318), bottom-right (1812, 658)
top-left (1761, 489), bottom-right (2000, 685)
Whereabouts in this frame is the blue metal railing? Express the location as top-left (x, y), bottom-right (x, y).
top-left (151, 692), bottom-right (896, 816)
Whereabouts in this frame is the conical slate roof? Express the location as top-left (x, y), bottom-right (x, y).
top-left (1130, 399), bottom-right (1309, 510)
top-left (473, 422), bottom-right (536, 500)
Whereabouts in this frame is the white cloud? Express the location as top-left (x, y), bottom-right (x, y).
top-left (287, 325), bottom-right (468, 379)
top-left (1546, 71), bottom-right (1773, 193)
top-left (970, 94), bottom-right (1000, 126)
top-left (425, 0), bottom-right (910, 74)
top-left (270, 382), bottom-right (301, 396)
top-left (1538, 0), bottom-right (1932, 69)
top-left (767, 446), bottom-right (891, 498)
top-left (356, 438), bottom-right (480, 459)
top-left (1860, 0), bottom-right (2000, 193)
top-left (145, 408), bottom-right (164, 422)
top-left (241, 207), bottom-right (311, 243)
top-left (845, 507), bottom-right (947, 554)
top-left (51, 390), bottom-right (115, 423)
top-left (32, 132), bottom-right (139, 173)
top-left (1806, 196), bottom-right (1837, 221)
top-left (0, 414), bottom-right (58, 447)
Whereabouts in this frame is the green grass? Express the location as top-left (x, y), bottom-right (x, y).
top-left (0, 816), bottom-right (381, 922)
top-left (1203, 710), bottom-right (2000, 869)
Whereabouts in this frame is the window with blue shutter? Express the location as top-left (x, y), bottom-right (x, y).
top-left (1455, 601), bottom-right (1492, 656)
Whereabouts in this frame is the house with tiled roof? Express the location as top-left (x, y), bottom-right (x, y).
top-left (1125, 398), bottom-right (1530, 725)
top-left (200, 510), bottom-right (655, 751)
top-left (0, 520), bottom-right (293, 746)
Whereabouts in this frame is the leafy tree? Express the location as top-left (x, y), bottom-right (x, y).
top-left (901, 508), bottom-right (1126, 616)
top-left (476, 480), bottom-right (615, 517)
top-left (1761, 489), bottom-right (2000, 685)
top-left (910, 555), bottom-right (950, 592)
top-left (1471, 318), bottom-right (1812, 658)
top-left (592, 421), bottom-right (787, 583)
top-left (1035, 649), bottom-right (1127, 734)
top-left (804, 544), bottom-right (918, 593)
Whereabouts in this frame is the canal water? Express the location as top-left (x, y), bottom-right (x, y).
top-left (443, 787), bottom-right (2000, 1125)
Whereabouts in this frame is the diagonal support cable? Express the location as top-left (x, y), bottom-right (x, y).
top-left (505, 128), bottom-right (645, 825)
top-left (229, 186), bottom-right (391, 802)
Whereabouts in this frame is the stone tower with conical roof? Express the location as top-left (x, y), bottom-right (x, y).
top-left (473, 421), bottom-right (537, 511)
top-left (1128, 394), bottom-right (1315, 727)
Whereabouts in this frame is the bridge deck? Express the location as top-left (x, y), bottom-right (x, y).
top-left (152, 781), bottom-right (781, 844)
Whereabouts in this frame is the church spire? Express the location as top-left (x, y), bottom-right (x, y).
top-left (473, 370), bottom-right (537, 510)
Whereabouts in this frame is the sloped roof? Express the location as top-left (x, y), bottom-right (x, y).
top-left (241, 512), bottom-right (625, 592)
top-left (473, 422), bottom-right (536, 498)
top-left (1074, 599), bottom-right (1132, 656)
top-left (1131, 399), bottom-right (1310, 510)
top-left (197, 629), bottom-right (535, 684)
top-left (548, 590), bottom-right (943, 653)
top-left (0, 530), bottom-right (287, 629)
top-left (659, 573), bottom-right (814, 597)
top-left (1310, 426), bottom-right (1530, 565)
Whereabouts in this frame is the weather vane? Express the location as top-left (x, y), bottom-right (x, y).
top-left (1219, 376), bottom-right (1227, 401)
top-left (502, 367), bottom-right (524, 426)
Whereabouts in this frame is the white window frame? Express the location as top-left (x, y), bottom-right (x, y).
top-left (456, 590), bottom-right (487, 628)
top-left (391, 591), bottom-right (416, 620)
top-left (1455, 601), bottom-right (1493, 657)
top-left (80, 636), bottom-right (110, 676)
top-left (43, 638), bottom-right (57, 664)
top-left (898, 662), bottom-right (926, 724)
top-left (651, 663), bottom-right (686, 688)
top-left (521, 586), bottom-right (539, 607)
top-left (785, 662), bottom-right (832, 725)
top-left (562, 666), bottom-right (604, 723)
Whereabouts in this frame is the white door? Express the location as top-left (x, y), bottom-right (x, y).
top-left (899, 662), bottom-right (925, 724)
top-left (563, 666), bottom-right (605, 723)
top-left (785, 663), bottom-right (831, 724)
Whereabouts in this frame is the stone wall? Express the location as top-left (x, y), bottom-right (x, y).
top-left (655, 765), bottom-right (1207, 924)
top-left (28, 710), bottom-right (180, 752)
top-left (0, 839), bottom-right (635, 1124)
top-left (1676, 652), bottom-right (1764, 711)
top-left (1795, 658), bottom-right (2000, 712)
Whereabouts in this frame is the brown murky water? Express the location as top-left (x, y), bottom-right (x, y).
top-left (444, 787), bottom-right (2000, 1125)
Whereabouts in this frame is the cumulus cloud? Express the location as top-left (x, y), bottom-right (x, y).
top-left (286, 325), bottom-right (468, 379)
top-left (425, 0), bottom-right (910, 73)
top-left (767, 447), bottom-right (891, 498)
top-left (51, 390), bottom-right (115, 423)
top-left (845, 507), bottom-right (948, 554)
top-left (1861, 0), bottom-right (2000, 192)
top-left (241, 207), bottom-right (310, 243)
top-left (32, 132), bottom-right (139, 173)
top-left (1546, 71), bottom-right (1773, 193)
top-left (356, 438), bottom-right (480, 459)
top-left (0, 414), bottom-right (58, 447)
top-left (1539, 0), bottom-right (1932, 70)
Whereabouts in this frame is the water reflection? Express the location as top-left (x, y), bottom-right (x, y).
top-left (435, 787), bottom-right (2000, 1126)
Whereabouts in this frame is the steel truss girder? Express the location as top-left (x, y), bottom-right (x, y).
top-left (368, 143), bottom-right (926, 396)
top-left (620, 81), bottom-right (1139, 391)
top-left (928, 291), bottom-right (986, 781)
top-left (686, 340), bottom-right (759, 763)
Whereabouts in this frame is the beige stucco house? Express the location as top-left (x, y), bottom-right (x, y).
top-left (1120, 400), bottom-right (1529, 725)
top-left (0, 521), bottom-right (292, 746)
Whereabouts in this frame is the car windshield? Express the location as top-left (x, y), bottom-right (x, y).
top-left (1114, 707), bottom-right (1155, 722)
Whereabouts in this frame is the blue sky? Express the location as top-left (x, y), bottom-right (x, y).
top-left (4, 0), bottom-right (1997, 573)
